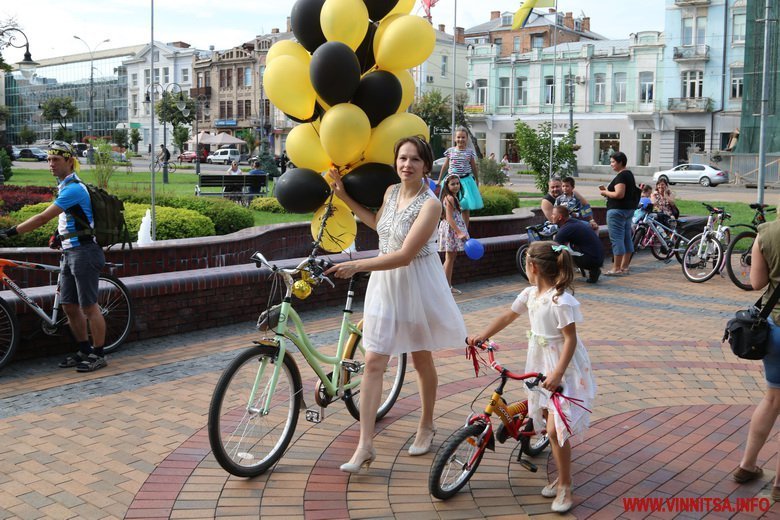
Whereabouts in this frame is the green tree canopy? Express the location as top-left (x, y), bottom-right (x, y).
top-left (155, 91), bottom-right (195, 130)
top-left (112, 128), bottom-right (129, 149)
top-left (514, 121), bottom-right (578, 193)
top-left (410, 90), bottom-right (451, 136)
top-left (172, 126), bottom-right (189, 154)
top-left (18, 125), bottom-right (36, 144)
top-left (129, 128), bottom-right (141, 151)
top-left (40, 97), bottom-right (79, 130)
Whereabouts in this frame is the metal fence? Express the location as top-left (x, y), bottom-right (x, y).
top-left (690, 152), bottom-right (780, 186)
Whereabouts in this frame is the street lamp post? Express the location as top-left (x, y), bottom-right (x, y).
top-left (0, 28), bottom-right (39, 79)
top-left (59, 108), bottom-right (68, 137)
top-left (73, 36), bottom-right (110, 138)
top-left (187, 94), bottom-right (209, 174)
top-left (144, 82), bottom-right (185, 184)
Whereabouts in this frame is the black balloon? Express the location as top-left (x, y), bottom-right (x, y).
top-left (342, 163), bottom-right (400, 208)
top-left (351, 71), bottom-right (402, 127)
top-left (275, 168), bottom-right (331, 213)
top-left (363, 0), bottom-right (398, 21)
top-left (355, 22), bottom-right (377, 73)
top-left (285, 103), bottom-right (325, 125)
top-left (310, 42), bottom-right (362, 107)
top-left (291, 0), bottom-right (327, 53)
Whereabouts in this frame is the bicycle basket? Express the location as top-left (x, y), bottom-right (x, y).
top-left (257, 304), bottom-right (282, 332)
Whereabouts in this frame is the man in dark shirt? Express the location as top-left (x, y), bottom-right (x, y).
top-left (540, 176), bottom-right (563, 221)
top-left (552, 205), bottom-right (605, 283)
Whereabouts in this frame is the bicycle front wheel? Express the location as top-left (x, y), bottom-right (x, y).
top-left (167, 162), bottom-right (177, 173)
top-left (519, 419), bottom-right (550, 456)
top-left (97, 275), bottom-right (133, 354)
top-left (343, 335), bottom-right (406, 421)
top-left (516, 245), bottom-right (529, 280)
top-left (650, 232), bottom-right (673, 261)
top-left (682, 235), bottom-right (723, 283)
top-left (208, 345), bottom-right (302, 477)
top-left (429, 423), bottom-right (487, 500)
top-left (0, 297), bottom-right (20, 370)
top-left (726, 231), bottom-right (756, 291)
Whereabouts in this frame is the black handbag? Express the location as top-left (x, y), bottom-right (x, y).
top-left (724, 284), bottom-right (780, 360)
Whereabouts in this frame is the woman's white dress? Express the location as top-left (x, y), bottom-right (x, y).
top-left (511, 286), bottom-right (596, 446)
top-left (362, 184), bottom-right (467, 355)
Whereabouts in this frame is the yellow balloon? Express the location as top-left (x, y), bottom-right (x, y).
top-left (311, 199), bottom-right (358, 253)
top-left (266, 40), bottom-right (311, 66)
top-left (385, 0), bottom-right (415, 18)
top-left (286, 123), bottom-right (332, 172)
top-left (321, 0), bottom-right (369, 50)
top-left (392, 69), bottom-right (415, 113)
top-left (363, 112), bottom-right (430, 165)
top-left (319, 104), bottom-right (371, 166)
top-left (375, 15), bottom-right (435, 71)
top-left (373, 14), bottom-right (402, 59)
top-left (263, 55), bottom-right (317, 121)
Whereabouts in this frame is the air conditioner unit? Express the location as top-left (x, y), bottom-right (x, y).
top-left (465, 81), bottom-right (473, 88)
top-left (426, 75), bottom-right (434, 83)
top-left (575, 76), bottom-right (585, 84)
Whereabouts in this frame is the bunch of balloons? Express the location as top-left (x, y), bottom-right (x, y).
top-left (264, 0), bottom-right (435, 252)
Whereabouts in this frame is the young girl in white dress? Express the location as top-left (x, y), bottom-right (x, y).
top-left (326, 136), bottom-right (467, 474)
top-left (467, 240), bottom-right (595, 513)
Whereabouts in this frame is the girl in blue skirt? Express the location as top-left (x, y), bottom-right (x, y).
top-left (438, 127), bottom-right (483, 227)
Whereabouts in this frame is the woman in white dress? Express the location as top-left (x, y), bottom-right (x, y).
top-left (326, 136), bottom-right (467, 473)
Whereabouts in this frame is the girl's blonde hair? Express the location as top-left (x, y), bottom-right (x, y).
top-left (526, 240), bottom-right (575, 302)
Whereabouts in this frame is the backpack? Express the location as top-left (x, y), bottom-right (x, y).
top-left (61, 180), bottom-right (132, 250)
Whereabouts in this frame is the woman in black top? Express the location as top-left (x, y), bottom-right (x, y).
top-left (599, 152), bottom-right (639, 275)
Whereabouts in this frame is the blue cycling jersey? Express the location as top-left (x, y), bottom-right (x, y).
top-left (54, 173), bottom-right (94, 249)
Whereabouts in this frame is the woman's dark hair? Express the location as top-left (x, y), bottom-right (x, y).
top-left (611, 151), bottom-right (628, 167)
top-left (439, 174), bottom-right (462, 214)
top-left (394, 135), bottom-right (433, 174)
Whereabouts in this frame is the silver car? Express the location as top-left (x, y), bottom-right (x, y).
top-left (652, 164), bottom-right (729, 187)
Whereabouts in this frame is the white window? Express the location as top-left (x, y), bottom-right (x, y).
top-left (594, 132), bottom-right (620, 165)
top-left (132, 94), bottom-right (138, 116)
top-left (476, 79), bottom-right (488, 106)
top-left (144, 69), bottom-right (151, 86)
top-left (594, 73), bottom-right (606, 104)
top-left (682, 18), bottom-right (694, 46)
top-left (564, 74), bottom-right (575, 105)
top-left (494, 38), bottom-right (502, 47)
top-left (639, 72), bottom-right (654, 103)
top-left (244, 67), bottom-right (252, 86)
top-left (515, 77), bottom-right (528, 106)
top-left (163, 67), bottom-right (170, 84)
top-left (532, 35), bottom-right (544, 49)
top-left (683, 17), bottom-right (707, 46)
top-left (499, 77), bottom-right (510, 106)
top-left (197, 72), bottom-right (203, 88)
top-left (637, 132), bottom-right (652, 166)
top-left (153, 51), bottom-right (160, 61)
top-left (682, 70), bottom-right (703, 98)
top-left (502, 14), bottom-right (513, 26)
top-left (513, 37), bottom-right (521, 53)
top-left (131, 73), bottom-right (138, 87)
top-left (613, 72), bottom-right (627, 104)
top-left (733, 14), bottom-right (746, 42)
top-left (731, 68), bottom-right (744, 98)
top-left (154, 68), bottom-right (160, 84)
top-left (544, 76), bottom-right (555, 105)
top-left (696, 17), bottom-right (707, 45)
top-left (441, 55), bottom-right (448, 77)
top-left (182, 68), bottom-right (190, 83)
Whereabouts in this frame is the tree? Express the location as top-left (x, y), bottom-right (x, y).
top-left (40, 97), bottom-right (79, 132)
top-left (129, 128), bottom-right (141, 153)
top-left (453, 91), bottom-right (483, 159)
top-left (92, 139), bottom-right (118, 189)
top-left (112, 128), bottom-right (129, 150)
top-left (514, 121), bottom-right (578, 194)
top-left (18, 125), bottom-right (36, 145)
top-left (0, 105), bottom-right (9, 123)
top-left (172, 126), bottom-right (189, 154)
top-left (256, 150), bottom-right (279, 177)
top-left (236, 128), bottom-right (259, 156)
top-left (155, 91), bottom-right (195, 130)
top-left (411, 90), bottom-right (451, 136)
top-left (0, 19), bottom-right (21, 73)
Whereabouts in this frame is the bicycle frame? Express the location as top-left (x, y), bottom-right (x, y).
top-left (251, 255), bottom-right (364, 415)
top-left (0, 258), bottom-right (65, 327)
top-left (637, 214), bottom-right (685, 250)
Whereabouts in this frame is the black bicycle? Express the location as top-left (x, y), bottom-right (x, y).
top-left (725, 203), bottom-right (774, 291)
top-left (515, 222), bottom-right (557, 280)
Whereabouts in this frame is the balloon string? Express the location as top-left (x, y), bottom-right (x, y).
top-left (311, 193), bottom-right (335, 256)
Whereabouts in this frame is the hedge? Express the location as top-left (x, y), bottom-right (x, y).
top-left (471, 186), bottom-right (518, 217)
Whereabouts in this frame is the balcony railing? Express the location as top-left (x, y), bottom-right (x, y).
top-left (673, 45), bottom-right (710, 61)
top-left (190, 86), bottom-right (212, 97)
top-left (667, 97), bottom-right (712, 112)
top-left (674, 0), bottom-right (710, 6)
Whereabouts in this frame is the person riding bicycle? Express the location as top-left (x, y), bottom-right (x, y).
top-left (0, 141), bottom-right (108, 372)
top-left (157, 144), bottom-right (171, 166)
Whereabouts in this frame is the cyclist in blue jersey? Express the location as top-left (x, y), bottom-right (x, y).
top-left (0, 141), bottom-right (107, 372)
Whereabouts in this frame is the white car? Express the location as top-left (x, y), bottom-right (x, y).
top-left (206, 148), bottom-right (241, 165)
top-left (653, 164), bottom-right (729, 187)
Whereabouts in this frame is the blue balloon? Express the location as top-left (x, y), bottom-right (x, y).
top-left (464, 238), bottom-right (484, 260)
top-left (428, 178), bottom-right (436, 191)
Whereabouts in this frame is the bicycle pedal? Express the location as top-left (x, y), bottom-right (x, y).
top-left (305, 408), bottom-right (324, 423)
top-left (518, 458), bottom-right (538, 472)
top-left (340, 360), bottom-right (363, 374)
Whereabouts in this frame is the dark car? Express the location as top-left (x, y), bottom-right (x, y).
top-left (178, 151), bottom-right (198, 163)
top-left (18, 147), bottom-right (47, 161)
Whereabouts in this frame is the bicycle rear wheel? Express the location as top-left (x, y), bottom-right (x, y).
top-left (208, 345), bottom-right (302, 477)
top-left (343, 335), bottom-right (406, 421)
top-left (519, 418), bottom-right (550, 456)
top-left (0, 297), bottom-right (20, 370)
top-left (632, 226), bottom-right (646, 252)
top-left (516, 245), bottom-right (529, 280)
top-left (650, 232), bottom-right (673, 261)
top-left (428, 422), bottom-right (486, 500)
top-left (97, 275), bottom-right (133, 353)
top-left (682, 235), bottom-right (723, 283)
top-left (726, 231), bottom-right (756, 291)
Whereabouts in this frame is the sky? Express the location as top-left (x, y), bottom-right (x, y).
top-left (1, 0), bottom-right (666, 64)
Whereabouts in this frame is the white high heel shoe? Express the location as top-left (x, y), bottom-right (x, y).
top-left (339, 448), bottom-right (376, 474)
top-left (408, 426), bottom-right (437, 456)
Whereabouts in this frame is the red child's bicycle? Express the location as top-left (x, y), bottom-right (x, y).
top-left (429, 340), bottom-right (555, 500)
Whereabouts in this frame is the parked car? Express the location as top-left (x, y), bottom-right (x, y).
top-left (18, 147), bottom-right (47, 161)
top-left (206, 148), bottom-right (241, 165)
top-left (653, 163), bottom-right (729, 187)
top-left (9, 146), bottom-right (22, 160)
top-left (178, 151), bottom-right (198, 163)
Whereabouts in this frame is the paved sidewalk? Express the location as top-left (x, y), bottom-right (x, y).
top-left (1, 253), bottom-right (778, 519)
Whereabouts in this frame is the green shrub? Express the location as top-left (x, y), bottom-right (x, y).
top-left (472, 186), bottom-right (518, 217)
top-left (0, 150), bottom-right (13, 182)
top-left (124, 202), bottom-right (215, 240)
top-left (115, 192), bottom-right (253, 235)
top-left (478, 157), bottom-right (509, 186)
top-left (4, 202), bottom-right (57, 247)
top-left (250, 197), bottom-right (288, 213)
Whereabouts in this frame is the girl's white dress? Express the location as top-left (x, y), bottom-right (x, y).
top-left (362, 184), bottom-right (467, 355)
top-left (511, 286), bottom-right (596, 446)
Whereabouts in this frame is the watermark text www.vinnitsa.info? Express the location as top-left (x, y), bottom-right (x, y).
top-left (623, 496), bottom-right (771, 513)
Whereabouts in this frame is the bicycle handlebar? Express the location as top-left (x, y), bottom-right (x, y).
top-left (468, 340), bottom-right (546, 387)
top-left (251, 252), bottom-right (336, 288)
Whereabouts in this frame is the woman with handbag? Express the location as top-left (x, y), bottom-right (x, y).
top-left (733, 217), bottom-right (780, 500)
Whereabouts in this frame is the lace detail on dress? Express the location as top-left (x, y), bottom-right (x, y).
top-left (377, 184), bottom-right (437, 257)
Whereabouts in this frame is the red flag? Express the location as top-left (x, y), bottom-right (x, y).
top-left (421, 0), bottom-right (439, 18)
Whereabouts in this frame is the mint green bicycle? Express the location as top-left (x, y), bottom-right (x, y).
top-left (207, 251), bottom-right (407, 477)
